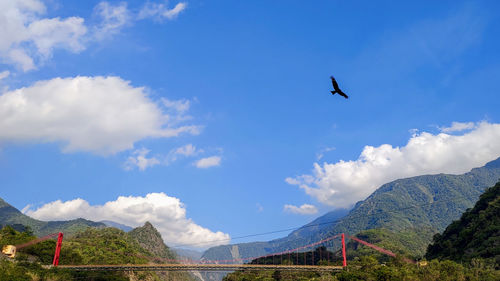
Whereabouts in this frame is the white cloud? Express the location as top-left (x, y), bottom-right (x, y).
top-left (0, 0), bottom-right (87, 71)
top-left (93, 1), bottom-right (131, 40)
top-left (439, 121), bottom-right (476, 133)
top-left (0, 76), bottom-right (201, 155)
top-left (286, 121), bottom-right (500, 208)
top-left (124, 144), bottom-right (205, 170)
top-left (124, 148), bottom-right (160, 171)
top-left (0, 1), bottom-right (189, 71)
top-left (138, 2), bottom-right (187, 21)
top-left (24, 193), bottom-right (230, 249)
top-left (284, 204), bottom-right (318, 215)
top-left (194, 156), bottom-right (221, 168)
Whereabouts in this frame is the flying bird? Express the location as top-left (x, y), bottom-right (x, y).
top-left (330, 76), bottom-right (348, 99)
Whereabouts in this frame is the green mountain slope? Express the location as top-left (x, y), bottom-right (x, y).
top-left (1, 223), bottom-right (199, 280)
top-left (345, 227), bottom-right (436, 260)
top-left (426, 181), bottom-right (500, 266)
top-left (128, 221), bottom-right (176, 260)
top-left (203, 157), bottom-right (500, 262)
top-left (0, 198), bottom-right (105, 237)
top-left (0, 198), bottom-right (45, 231)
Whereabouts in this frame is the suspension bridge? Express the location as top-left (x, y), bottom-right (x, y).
top-left (11, 232), bottom-right (414, 272)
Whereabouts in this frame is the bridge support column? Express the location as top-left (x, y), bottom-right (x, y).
top-left (52, 232), bottom-right (63, 266)
top-left (341, 233), bottom-right (347, 267)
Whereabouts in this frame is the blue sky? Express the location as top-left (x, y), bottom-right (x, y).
top-left (1, 0), bottom-right (500, 249)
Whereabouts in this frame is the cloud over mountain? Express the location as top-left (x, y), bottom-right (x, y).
top-left (286, 121), bottom-right (500, 208)
top-left (284, 204), bottom-right (318, 215)
top-left (24, 193), bottom-right (230, 249)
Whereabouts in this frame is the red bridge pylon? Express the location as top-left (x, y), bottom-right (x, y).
top-left (52, 232), bottom-right (64, 266)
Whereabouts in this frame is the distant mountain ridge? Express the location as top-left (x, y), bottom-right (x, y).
top-left (174, 248), bottom-right (204, 261)
top-left (0, 198), bottom-right (105, 237)
top-left (202, 157), bottom-right (500, 262)
top-left (100, 220), bottom-right (133, 232)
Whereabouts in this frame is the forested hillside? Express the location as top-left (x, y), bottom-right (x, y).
top-left (0, 223), bottom-right (199, 280)
top-left (204, 157), bottom-right (500, 262)
top-left (345, 227), bottom-right (436, 260)
top-left (426, 181), bottom-right (500, 266)
top-left (223, 181), bottom-right (500, 281)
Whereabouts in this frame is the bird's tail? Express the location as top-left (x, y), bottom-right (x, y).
top-left (330, 91), bottom-right (337, 95)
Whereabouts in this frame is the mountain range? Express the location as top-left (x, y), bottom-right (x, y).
top-left (0, 198), bottom-right (105, 237)
top-left (202, 157), bottom-right (500, 262)
top-left (222, 178), bottom-right (500, 281)
top-left (2, 156), bottom-right (500, 275)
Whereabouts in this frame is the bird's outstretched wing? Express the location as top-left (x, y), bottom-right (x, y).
top-left (338, 91), bottom-right (349, 99)
top-left (330, 76), bottom-right (340, 91)
top-left (330, 76), bottom-right (349, 98)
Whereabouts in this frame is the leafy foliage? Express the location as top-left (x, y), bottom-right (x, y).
top-left (223, 256), bottom-right (500, 281)
top-left (128, 221), bottom-right (177, 260)
top-left (60, 227), bottom-right (150, 265)
top-left (249, 246), bottom-right (343, 266)
top-left (345, 227), bottom-right (435, 261)
top-left (0, 225), bottom-right (35, 246)
top-left (0, 224), bottom-right (199, 280)
top-left (426, 181), bottom-right (500, 267)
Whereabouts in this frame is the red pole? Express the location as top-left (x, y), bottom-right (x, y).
top-left (341, 233), bottom-right (347, 267)
top-left (52, 232), bottom-right (63, 266)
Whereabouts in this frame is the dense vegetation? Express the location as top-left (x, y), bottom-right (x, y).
top-left (345, 227), bottom-right (435, 261)
top-left (223, 256), bottom-right (500, 281)
top-left (204, 157), bottom-right (500, 262)
top-left (426, 181), bottom-right (500, 266)
top-left (128, 221), bottom-right (177, 260)
top-left (224, 181), bottom-right (500, 281)
top-left (0, 224), bottom-right (198, 280)
top-left (249, 247), bottom-right (343, 266)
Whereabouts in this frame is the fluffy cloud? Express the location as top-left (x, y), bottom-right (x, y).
top-left (24, 193), bottom-right (230, 249)
top-left (194, 156), bottom-right (221, 168)
top-left (138, 2), bottom-right (187, 21)
top-left (0, 1), bottom-right (189, 71)
top-left (286, 121), bottom-right (500, 208)
top-left (0, 0), bottom-right (87, 71)
top-left (124, 148), bottom-right (160, 171)
top-left (0, 76), bottom-right (200, 155)
top-left (284, 204), bottom-right (318, 215)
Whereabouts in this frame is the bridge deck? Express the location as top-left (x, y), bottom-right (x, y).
top-left (57, 264), bottom-right (344, 272)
